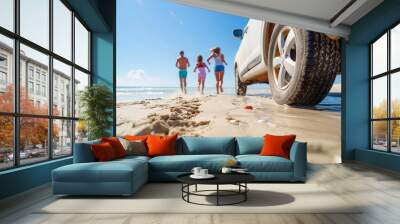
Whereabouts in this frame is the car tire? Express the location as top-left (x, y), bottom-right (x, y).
top-left (235, 67), bottom-right (247, 96)
top-left (267, 25), bottom-right (340, 106)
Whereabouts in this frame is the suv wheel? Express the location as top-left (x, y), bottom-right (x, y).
top-left (235, 67), bottom-right (247, 96)
top-left (267, 25), bottom-right (340, 105)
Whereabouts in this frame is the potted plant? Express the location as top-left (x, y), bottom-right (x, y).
top-left (79, 84), bottom-right (114, 140)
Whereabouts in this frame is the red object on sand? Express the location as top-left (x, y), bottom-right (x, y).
top-left (244, 105), bottom-right (253, 110)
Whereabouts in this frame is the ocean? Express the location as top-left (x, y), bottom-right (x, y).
top-left (117, 86), bottom-right (341, 112)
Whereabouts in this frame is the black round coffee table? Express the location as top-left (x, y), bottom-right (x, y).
top-left (177, 173), bottom-right (255, 206)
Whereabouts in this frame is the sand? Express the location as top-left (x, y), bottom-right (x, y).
top-left (116, 93), bottom-right (341, 164)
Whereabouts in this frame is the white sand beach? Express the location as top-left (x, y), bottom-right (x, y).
top-left (116, 90), bottom-right (341, 164)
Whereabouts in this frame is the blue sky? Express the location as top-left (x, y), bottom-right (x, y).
top-left (117, 0), bottom-right (248, 87)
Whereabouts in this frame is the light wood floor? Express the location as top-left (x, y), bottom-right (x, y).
top-left (1, 162), bottom-right (400, 224)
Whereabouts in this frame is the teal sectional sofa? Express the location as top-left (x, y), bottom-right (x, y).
top-left (52, 136), bottom-right (307, 196)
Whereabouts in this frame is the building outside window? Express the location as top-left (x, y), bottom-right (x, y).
top-left (41, 73), bottom-right (46, 83)
top-left (28, 66), bottom-right (34, 80)
top-left (371, 23), bottom-right (400, 154)
top-left (0, 0), bottom-right (91, 170)
top-left (28, 81), bottom-right (34, 94)
top-left (41, 85), bottom-right (46, 97)
top-left (35, 83), bottom-right (40, 95)
top-left (0, 54), bottom-right (7, 90)
top-left (35, 70), bottom-right (40, 81)
top-left (0, 54), bottom-right (7, 67)
top-left (0, 71), bottom-right (6, 85)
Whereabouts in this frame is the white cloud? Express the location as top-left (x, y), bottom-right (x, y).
top-left (117, 69), bottom-right (164, 87)
top-left (168, 10), bottom-right (184, 25)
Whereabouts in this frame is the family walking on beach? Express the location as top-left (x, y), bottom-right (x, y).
top-left (176, 47), bottom-right (227, 95)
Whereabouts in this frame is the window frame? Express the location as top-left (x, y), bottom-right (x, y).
top-left (370, 21), bottom-right (400, 154)
top-left (0, 0), bottom-right (92, 171)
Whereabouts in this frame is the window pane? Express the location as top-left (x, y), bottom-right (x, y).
top-left (391, 24), bottom-right (400, 70)
top-left (391, 120), bottom-right (400, 153)
top-left (20, 44), bottom-right (49, 115)
top-left (372, 33), bottom-right (387, 76)
top-left (53, 59), bottom-right (72, 117)
top-left (391, 72), bottom-right (400, 118)
top-left (74, 69), bottom-right (89, 118)
top-left (74, 18), bottom-right (89, 70)
top-left (372, 76), bottom-right (387, 119)
top-left (75, 120), bottom-right (88, 143)
top-left (0, 0), bottom-right (14, 31)
top-left (0, 116), bottom-right (13, 170)
top-left (53, 0), bottom-right (72, 60)
top-left (20, 0), bottom-right (49, 49)
top-left (372, 121), bottom-right (388, 151)
top-left (0, 34), bottom-right (14, 112)
top-left (20, 117), bottom-right (49, 165)
top-left (53, 119), bottom-right (72, 157)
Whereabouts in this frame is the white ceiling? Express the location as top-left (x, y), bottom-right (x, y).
top-left (170, 0), bottom-right (384, 38)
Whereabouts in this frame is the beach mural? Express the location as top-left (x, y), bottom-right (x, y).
top-left (116, 0), bottom-right (341, 164)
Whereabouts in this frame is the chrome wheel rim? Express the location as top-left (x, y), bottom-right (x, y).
top-left (272, 26), bottom-right (297, 90)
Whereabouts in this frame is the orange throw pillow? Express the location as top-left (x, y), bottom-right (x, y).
top-left (260, 134), bottom-right (296, 159)
top-left (101, 137), bottom-right (127, 158)
top-left (146, 134), bottom-right (178, 157)
top-left (91, 142), bottom-right (117, 161)
top-left (124, 135), bottom-right (148, 142)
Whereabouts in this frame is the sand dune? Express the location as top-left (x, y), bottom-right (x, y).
top-left (116, 94), bottom-right (341, 164)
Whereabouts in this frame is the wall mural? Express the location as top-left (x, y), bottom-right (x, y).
top-left (116, 0), bottom-right (341, 164)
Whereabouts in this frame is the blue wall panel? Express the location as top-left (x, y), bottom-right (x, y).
top-left (343, 0), bottom-right (400, 171)
top-left (92, 32), bottom-right (115, 135)
top-left (0, 158), bottom-right (72, 199)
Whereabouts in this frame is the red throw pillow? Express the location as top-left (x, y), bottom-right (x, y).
top-left (260, 134), bottom-right (296, 159)
top-left (146, 134), bottom-right (178, 157)
top-left (91, 142), bottom-right (117, 161)
top-left (101, 137), bottom-right (126, 158)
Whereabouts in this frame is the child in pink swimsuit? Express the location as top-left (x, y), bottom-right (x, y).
top-left (193, 55), bottom-right (210, 95)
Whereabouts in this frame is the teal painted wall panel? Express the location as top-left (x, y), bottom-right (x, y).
top-left (342, 43), bottom-right (370, 160)
top-left (66, 0), bottom-right (110, 32)
top-left (0, 158), bottom-right (72, 199)
top-left (355, 149), bottom-right (400, 172)
top-left (91, 32), bottom-right (115, 135)
top-left (92, 32), bottom-right (114, 88)
top-left (344, 0), bottom-right (400, 171)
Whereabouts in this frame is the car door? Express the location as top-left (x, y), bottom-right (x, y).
top-left (243, 19), bottom-right (263, 73)
top-left (236, 19), bottom-right (263, 78)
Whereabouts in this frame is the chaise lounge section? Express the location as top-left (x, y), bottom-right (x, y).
top-left (52, 136), bottom-right (307, 196)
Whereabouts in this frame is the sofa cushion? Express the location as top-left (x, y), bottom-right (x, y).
top-left (101, 137), bottom-right (127, 158)
top-left (236, 155), bottom-right (293, 172)
top-left (177, 137), bottom-right (236, 155)
top-left (147, 134), bottom-right (178, 157)
top-left (73, 140), bottom-right (100, 163)
top-left (236, 137), bottom-right (263, 155)
top-left (119, 138), bottom-right (147, 156)
top-left (91, 142), bottom-right (118, 161)
top-left (260, 134), bottom-right (296, 159)
top-left (116, 155), bottom-right (150, 163)
top-left (53, 158), bottom-right (147, 183)
top-left (124, 135), bottom-right (148, 142)
top-left (149, 154), bottom-right (235, 172)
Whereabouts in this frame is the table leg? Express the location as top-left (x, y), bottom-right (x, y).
top-left (245, 183), bottom-right (247, 201)
top-left (187, 184), bottom-right (190, 202)
top-left (217, 184), bottom-right (219, 206)
top-left (195, 184), bottom-right (198, 192)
